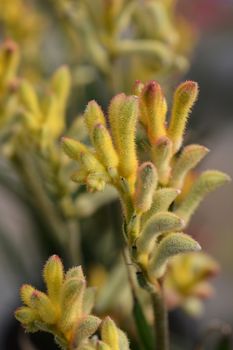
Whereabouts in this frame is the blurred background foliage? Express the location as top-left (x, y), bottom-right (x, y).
top-left (0, 0), bottom-right (233, 349)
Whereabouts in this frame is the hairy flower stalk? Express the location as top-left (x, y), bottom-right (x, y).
top-left (62, 80), bottom-right (230, 349)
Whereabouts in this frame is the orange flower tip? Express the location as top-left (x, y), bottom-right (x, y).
top-left (3, 38), bottom-right (18, 53)
top-left (9, 78), bottom-right (20, 92)
top-left (85, 99), bottom-right (105, 113)
top-left (20, 284), bottom-right (32, 293)
top-left (177, 81), bottom-right (199, 101)
top-left (146, 80), bottom-right (160, 91)
top-left (50, 254), bottom-right (61, 261)
top-left (61, 136), bottom-right (68, 143)
top-left (183, 80), bottom-right (198, 91)
top-left (155, 136), bottom-right (171, 147)
top-left (109, 92), bottom-right (126, 106)
top-left (31, 290), bottom-right (40, 299)
top-left (95, 123), bottom-right (104, 129)
top-left (133, 80), bottom-right (144, 95)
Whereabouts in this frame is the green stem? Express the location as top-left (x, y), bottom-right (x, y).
top-left (151, 287), bottom-right (169, 350)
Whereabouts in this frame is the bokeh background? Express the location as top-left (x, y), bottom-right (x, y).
top-left (0, 0), bottom-right (233, 349)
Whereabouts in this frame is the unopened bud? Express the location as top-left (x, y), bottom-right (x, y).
top-left (92, 123), bottom-right (119, 170)
top-left (15, 306), bottom-right (37, 325)
top-left (30, 290), bottom-right (57, 324)
top-left (168, 81), bottom-right (199, 153)
top-left (134, 162), bottom-right (158, 213)
top-left (84, 100), bottom-right (106, 137)
top-left (140, 80), bottom-right (167, 144)
top-left (61, 137), bottom-right (88, 161)
top-left (43, 255), bottom-right (64, 305)
top-left (101, 317), bottom-right (119, 350)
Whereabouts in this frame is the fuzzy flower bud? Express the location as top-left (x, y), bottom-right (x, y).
top-left (137, 211), bottom-right (184, 254)
top-left (170, 144), bottom-right (209, 189)
top-left (30, 290), bottom-right (57, 324)
top-left (60, 278), bottom-right (86, 332)
top-left (168, 81), bottom-right (199, 153)
top-left (92, 123), bottom-right (119, 170)
top-left (134, 162), bottom-right (158, 214)
top-left (101, 317), bottom-right (119, 350)
top-left (109, 93), bottom-right (138, 186)
top-left (149, 232), bottom-right (201, 278)
top-left (140, 80), bottom-right (167, 144)
top-left (61, 137), bottom-right (88, 161)
top-left (43, 255), bottom-right (64, 305)
top-left (84, 100), bottom-right (106, 137)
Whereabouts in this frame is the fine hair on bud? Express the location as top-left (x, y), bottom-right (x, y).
top-left (137, 211), bottom-right (184, 254)
top-left (101, 316), bottom-right (119, 350)
top-left (170, 144), bottom-right (209, 189)
top-left (149, 232), bottom-right (201, 278)
top-left (175, 170), bottom-right (231, 225)
top-left (134, 162), bottom-right (158, 214)
top-left (92, 123), bottom-right (119, 170)
top-left (168, 81), bottom-right (199, 153)
top-left (108, 94), bottom-right (138, 186)
top-left (43, 255), bottom-right (64, 305)
top-left (84, 100), bottom-right (106, 138)
top-left (140, 80), bottom-right (167, 144)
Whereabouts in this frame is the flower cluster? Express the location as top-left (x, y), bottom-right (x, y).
top-left (15, 255), bottom-right (130, 350)
top-left (164, 252), bottom-right (219, 315)
top-left (62, 80), bottom-right (230, 287)
top-left (51, 0), bottom-right (193, 91)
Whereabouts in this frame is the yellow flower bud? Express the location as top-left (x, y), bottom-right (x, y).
top-left (134, 162), bottom-right (158, 214)
top-left (139, 80), bottom-right (167, 144)
top-left (15, 306), bottom-right (38, 325)
top-left (170, 144), bottom-right (209, 189)
top-left (86, 172), bottom-right (107, 192)
top-left (84, 100), bottom-right (106, 138)
top-left (152, 136), bottom-right (172, 185)
top-left (92, 123), bottom-right (119, 171)
top-left (80, 152), bottom-right (107, 174)
top-left (20, 284), bottom-right (35, 307)
top-left (109, 94), bottom-right (138, 186)
top-left (19, 80), bottom-right (41, 117)
top-left (137, 211), bottom-right (184, 254)
top-left (43, 255), bottom-right (64, 305)
top-left (72, 315), bottom-right (101, 347)
top-left (168, 81), bottom-right (199, 153)
top-left (66, 266), bottom-right (84, 280)
top-left (30, 290), bottom-right (57, 324)
top-left (149, 232), bottom-right (201, 278)
top-left (97, 341), bottom-right (111, 350)
top-left (142, 188), bottom-right (180, 224)
top-left (132, 80), bottom-right (144, 97)
top-left (62, 137), bottom-right (89, 161)
top-left (0, 39), bottom-right (19, 87)
top-left (101, 317), bottom-right (119, 350)
top-left (60, 278), bottom-right (86, 332)
top-left (50, 65), bottom-right (71, 114)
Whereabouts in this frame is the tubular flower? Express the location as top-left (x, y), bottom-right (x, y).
top-left (15, 255), bottom-right (130, 350)
top-left (62, 80), bottom-right (230, 288)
